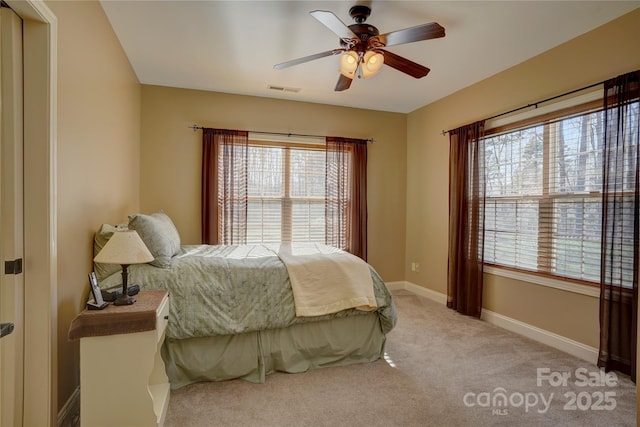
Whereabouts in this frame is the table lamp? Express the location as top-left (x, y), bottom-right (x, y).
top-left (93, 230), bottom-right (154, 305)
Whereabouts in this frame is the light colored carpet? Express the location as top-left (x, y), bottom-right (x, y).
top-left (164, 290), bottom-right (636, 426)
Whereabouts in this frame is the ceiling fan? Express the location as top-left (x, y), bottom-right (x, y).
top-left (274, 5), bottom-right (445, 92)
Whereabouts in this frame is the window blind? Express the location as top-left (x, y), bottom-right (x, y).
top-left (246, 143), bottom-right (326, 244)
top-left (483, 103), bottom-right (638, 285)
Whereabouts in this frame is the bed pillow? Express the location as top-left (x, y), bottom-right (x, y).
top-left (127, 211), bottom-right (181, 268)
top-left (93, 223), bottom-right (128, 281)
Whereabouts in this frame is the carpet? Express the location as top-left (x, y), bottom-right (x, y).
top-left (164, 289), bottom-right (636, 426)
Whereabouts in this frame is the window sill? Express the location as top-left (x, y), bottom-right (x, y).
top-left (483, 266), bottom-right (600, 298)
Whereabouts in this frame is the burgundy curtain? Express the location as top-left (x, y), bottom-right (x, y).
top-left (598, 71), bottom-right (640, 382)
top-left (201, 128), bottom-right (249, 245)
top-left (325, 137), bottom-right (368, 260)
top-left (447, 121), bottom-right (486, 318)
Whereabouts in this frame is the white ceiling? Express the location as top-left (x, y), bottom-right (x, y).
top-left (100, 1), bottom-right (640, 114)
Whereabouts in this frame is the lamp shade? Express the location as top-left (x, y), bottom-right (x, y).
top-left (339, 51), bottom-right (359, 79)
top-left (362, 51), bottom-right (384, 79)
top-left (93, 230), bottom-right (154, 265)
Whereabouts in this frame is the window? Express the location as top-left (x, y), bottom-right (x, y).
top-left (246, 141), bottom-right (326, 244)
top-left (203, 129), bottom-right (368, 257)
top-left (483, 100), bottom-right (638, 284)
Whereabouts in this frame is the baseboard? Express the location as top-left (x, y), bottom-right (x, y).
top-left (57, 386), bottom-right (80, 427)
top-left (385, 281), bottom-right (407, 292)
top-left (387, 281), bottom-right (447, 304)
top-left (481, 309), bottom-right (599, 365)
top-left (391, 281), bottom-right (598, 365)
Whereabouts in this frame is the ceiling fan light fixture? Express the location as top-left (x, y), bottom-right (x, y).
top-left (362, 51), bottom-right (384, 79)
top-left (339, 50), bottom-right (359, 79)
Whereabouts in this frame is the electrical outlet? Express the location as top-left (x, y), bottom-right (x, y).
top-left (411, 262), bottom-right (420, 272)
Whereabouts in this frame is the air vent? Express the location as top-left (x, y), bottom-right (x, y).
top-left (268, 85), bottom-right (301, 93)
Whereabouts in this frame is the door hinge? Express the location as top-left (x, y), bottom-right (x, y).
top-left (0, 322), bottom-right (15, 338)
top-left (4, 258), bottom-right (23, 275)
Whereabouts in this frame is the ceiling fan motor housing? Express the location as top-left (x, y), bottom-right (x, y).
top-left (345, 5), bottom-right (381, 50)
top-left (342, 23), bottom-right (380, 49)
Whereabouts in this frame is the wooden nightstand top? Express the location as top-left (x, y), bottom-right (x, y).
top-left (68, 290), bottom-right (168, 340)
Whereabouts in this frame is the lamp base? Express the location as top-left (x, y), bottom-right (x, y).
top-left (113, 294), bottom-right (136, 306)
top-left (115, 264), bottom-right (135, 305)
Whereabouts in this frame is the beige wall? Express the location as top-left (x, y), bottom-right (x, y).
top-left (45, 0), bottom-right (141, 411)
top-left (406, 9), bottom-right (640, 348)
top-left (139, 85), bottom-right (407, 282)
top-left (42, 1), bottom-right (640, 416)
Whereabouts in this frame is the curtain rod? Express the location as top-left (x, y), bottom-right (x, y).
top-left (189, 125), bottom-right (375, 144)
top-left (440, 79), bottom-right (606, 136)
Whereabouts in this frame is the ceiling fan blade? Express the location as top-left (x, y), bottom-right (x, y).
top-left (334, 74), bottom-right (353, 92)
top-left (378, 22), bottom-right (445, 47)
top-left (310, 10), bottom-right (358, 42)
top-left (380, 50), bottom-right (430, 79)
top-left (274, 49), bottom-right (344, 70)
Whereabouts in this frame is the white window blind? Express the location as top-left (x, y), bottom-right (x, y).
top-left (246, 142), bottom-right (325, 244)
top-left (482, 103), bottom-right (637, 284)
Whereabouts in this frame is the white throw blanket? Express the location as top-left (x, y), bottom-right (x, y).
top-left (276, 243), bottom-right (377, 317)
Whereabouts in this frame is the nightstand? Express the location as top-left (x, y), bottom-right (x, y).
top-left (69, 290), bottom-right (170, 427)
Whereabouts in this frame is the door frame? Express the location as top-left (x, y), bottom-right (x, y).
top-left (5, 1), bottom-right (57, 425)
top-left (1, 6), bottom-right (25, 426)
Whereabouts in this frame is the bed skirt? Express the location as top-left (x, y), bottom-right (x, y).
top-left (162, 312), bottom-right (386, 389)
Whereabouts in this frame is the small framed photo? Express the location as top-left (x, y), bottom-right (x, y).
top-left (88, 272), bottom-right (107, 309)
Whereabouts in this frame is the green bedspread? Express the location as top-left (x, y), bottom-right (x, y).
top-left (97, 244), bottom-right (397, 340)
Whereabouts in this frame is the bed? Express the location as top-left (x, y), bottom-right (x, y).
top-left (93, 212), bottom-right (397, 390)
